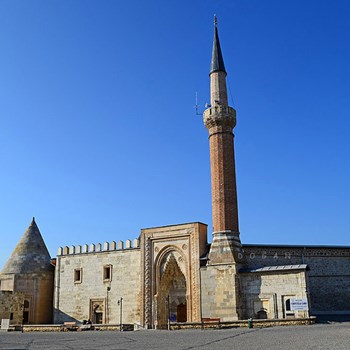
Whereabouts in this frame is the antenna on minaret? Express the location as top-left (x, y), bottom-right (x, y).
top-left (195, 92), bottom-right (202, 115)
top-left (195, 92), bottom-right (211, 115)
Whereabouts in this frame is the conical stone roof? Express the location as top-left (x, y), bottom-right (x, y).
top-left (1, 218), bottom-right (53, 274)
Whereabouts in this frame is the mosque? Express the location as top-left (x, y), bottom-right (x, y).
top-left (1, 18), bottom-right (349, 328)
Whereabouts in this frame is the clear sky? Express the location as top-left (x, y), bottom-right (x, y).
top-left (1, 0), bottom-right (349, 270)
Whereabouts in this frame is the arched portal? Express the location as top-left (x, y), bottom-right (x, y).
top-left (93, 304), bottom-right (103, 324)
top-left (156, 252), bottom-right (187, 328)
top-left (90, 299), bottom-right (105, 324)
top-left (141, 224), bottom-right (206, 328)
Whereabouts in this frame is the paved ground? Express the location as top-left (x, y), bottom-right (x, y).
top-left (0, 323), bottom-right (349, 350)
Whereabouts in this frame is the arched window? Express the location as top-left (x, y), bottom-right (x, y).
top-left (284, 298), bottom-right (295, 318)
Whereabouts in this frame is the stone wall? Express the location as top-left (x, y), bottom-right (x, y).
top-left (0, 272), bottom-right (54, 324)
top-left (54, 239), bottom-right (141, 325)
top-left (0, 291), bottom-right (24, 324)
top-left (170, 316), bottom-right (316, 330)
top-left (240, 270), bottom-right (309, 319)
top-left (0, 275), bottom-right (14, 292)
top-left (200, 264), bottom-right (241, 321)
top-left (241, 245), bottom-right (350, 315)
top-left (13, 273), bottom-right (54, 324)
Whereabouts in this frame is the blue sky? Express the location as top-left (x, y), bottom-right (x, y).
top-left (0, 0), bottom-right (349, 269)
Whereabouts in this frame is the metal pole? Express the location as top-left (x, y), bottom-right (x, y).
top-left (21, 303), bottom-right (24, 333)
top-left (106, 286), bottom-right (111, 324)
top-left (167, 295), bottom-right (170, 330)
top-left (118, 297), bottom-right (123, 331)
top-left (106, 288), bottom-right (108, 324)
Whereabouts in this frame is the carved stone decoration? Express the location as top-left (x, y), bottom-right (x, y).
top-left (144, 236), bottom-right (152, 328)
top-left (190, 230), bottom-right (200, 321)
top-left (140, 223), bottom-right (207, 329)
top-left (160, 251), bottom-right (186, 279)
top-left (89, 299), bottom-right (105, 324)
top-left (156, 252), bottom-right (187, 327)
top-left (203, 105), bottom-right (236, 130)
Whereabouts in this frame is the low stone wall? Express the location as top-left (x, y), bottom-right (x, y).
top-left (8, 325), bottom-right (62, 332)
top-left (93, 324), bottom-right (134, 331)
top-left (170, 317), bottom-right (317, 330)
top-left (8, 324), bottom-right (133, 332)
top-left (7, 318), bottom-right (316, 332)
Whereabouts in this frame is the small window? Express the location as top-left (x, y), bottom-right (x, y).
top-left (285, 298), bottom-right (295, 318)
top-left (74, 268), bottom-right (82, 283)
top-left (103, 265), bottom-right (112, 281)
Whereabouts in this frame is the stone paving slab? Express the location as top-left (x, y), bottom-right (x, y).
top-left (0, 323), bottom-right (349, 350)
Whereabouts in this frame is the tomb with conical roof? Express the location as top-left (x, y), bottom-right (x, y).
top-left (0, 218), bottom-right (54, 324)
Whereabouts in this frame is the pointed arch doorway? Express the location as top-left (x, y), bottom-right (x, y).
top-left (156, 252), bottom-right (187, 328)
top-left (141, 224), bottom-right (206, 329)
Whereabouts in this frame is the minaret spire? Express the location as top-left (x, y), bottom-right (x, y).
top-left (210, 15), bottom-right (226, 75)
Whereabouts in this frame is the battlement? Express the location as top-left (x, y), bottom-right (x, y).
top-left (57, 238), bottom-right (140, 256)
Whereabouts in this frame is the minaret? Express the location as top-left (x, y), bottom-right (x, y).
top-left (201, 17), bottom-right (242, 321)
top-left (204, 16), bottom-right (242, 264)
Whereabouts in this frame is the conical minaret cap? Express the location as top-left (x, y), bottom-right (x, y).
top-left (210, 15), bottom-right (226, 75)
top-left (1, 218), bottom-right (53, 274)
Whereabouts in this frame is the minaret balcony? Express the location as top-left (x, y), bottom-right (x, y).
top-left (203, 105), bottom-right (236, 130)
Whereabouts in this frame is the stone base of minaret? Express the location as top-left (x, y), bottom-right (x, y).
top-left (201, 261), bottom-right (242, 321)
top-left (208, 230), bottom-right (243, 264)
top-left (199, 230), bottom-right (245, 321)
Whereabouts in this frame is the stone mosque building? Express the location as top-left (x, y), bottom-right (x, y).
top-left (1, 19), bottom-right (349, 328)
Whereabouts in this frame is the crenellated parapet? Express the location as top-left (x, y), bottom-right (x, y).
top-left (57, 238), bottom-right (140, 256)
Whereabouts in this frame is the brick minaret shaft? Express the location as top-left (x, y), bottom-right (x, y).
top-left (204, 17), bottom-right (242, 264)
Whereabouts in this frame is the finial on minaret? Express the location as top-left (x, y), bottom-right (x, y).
top-left (214, 14), bottom-right (218, 27)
